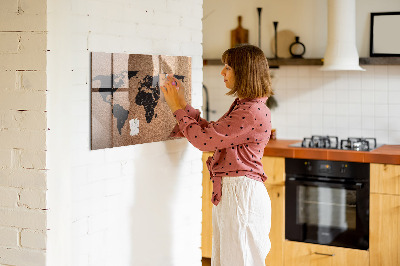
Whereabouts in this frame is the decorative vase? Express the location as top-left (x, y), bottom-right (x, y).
top-left (289, 36), bottom-right (306, 58)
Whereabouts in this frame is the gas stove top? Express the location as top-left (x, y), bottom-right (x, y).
top-left (289, 135), bottom-right (382, 151)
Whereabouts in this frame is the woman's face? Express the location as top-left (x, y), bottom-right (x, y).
top-left (221, 64), bottom-right (235, 89)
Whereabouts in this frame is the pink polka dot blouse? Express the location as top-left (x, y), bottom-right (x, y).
top-left (170, 97), bottom-right (272, 206)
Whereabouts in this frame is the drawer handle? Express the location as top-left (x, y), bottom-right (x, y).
top-left (314, 252), bottom-right (335, 257)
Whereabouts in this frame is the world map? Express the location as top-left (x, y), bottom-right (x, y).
top-left (93, 71), bottom-right (186, 134)
top-left (90, 52), bottom-right (191, 150)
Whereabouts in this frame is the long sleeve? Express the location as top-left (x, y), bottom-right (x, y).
top-left (170, 104), bottom-right (210, 137)
top-left (172, 105), bottom-right (258, 152)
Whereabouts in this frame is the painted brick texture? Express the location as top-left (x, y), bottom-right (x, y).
top-left (46, 0), bottom-right (203, 266)
top-left (0, 0), bottom-right (48, 265)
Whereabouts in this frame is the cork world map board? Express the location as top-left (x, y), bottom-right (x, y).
top-left (91, 52), bottom-right (191, 150)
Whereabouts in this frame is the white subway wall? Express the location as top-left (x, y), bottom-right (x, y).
top-left (0, 0), bottom-right (48, 265)
top-left (271, 65), bottom-right (400, 144)
top-left (204, 65), bottom-right (400, 144)
top-left (47, 0), bottom-right (203, 266)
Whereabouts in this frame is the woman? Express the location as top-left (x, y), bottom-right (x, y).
top-left (162, 44), bottom-right (273, 266)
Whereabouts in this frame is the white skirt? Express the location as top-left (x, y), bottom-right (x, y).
top-left (212, 176), bottom-right (271, 266)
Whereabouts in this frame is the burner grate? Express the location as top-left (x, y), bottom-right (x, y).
top-left (296, 136), bottom-right (378, 151)
top-left (301, 135), bottom-right (339, 149)
top-left (340, 137), bottom-right (377, 151)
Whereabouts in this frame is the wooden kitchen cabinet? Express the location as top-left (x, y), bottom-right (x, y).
top-left (284, 241), bottom-right (369, 266)
top-left (202, 152), bottom-right (213, 258)
top-left (370, 163), bottom-right (400, 195)
top-left (370, 163), bottom-right (400, 266)
top-left (201, 154), bottom-right (286, 266)
top-left (370, 193), bottom-right (400, 266)
top-left (264, 184), bottom-right (285, 266)
top-left (262, 156), bottom-right (285, 266)
top-left (261, 156), bottom-right (285, 186)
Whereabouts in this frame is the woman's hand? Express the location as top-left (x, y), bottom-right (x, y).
top-left (161, 75), bottom-right (186, 113)
top-left (174, 77), bottom-right (187, 108)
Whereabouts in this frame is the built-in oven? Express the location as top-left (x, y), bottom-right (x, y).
top-left (285, 158), bottom-right (369, 250)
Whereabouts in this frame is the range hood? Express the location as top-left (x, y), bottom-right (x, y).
top-left (320, 0), bottom-right (365, 71)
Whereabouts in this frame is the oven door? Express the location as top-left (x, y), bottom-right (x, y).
top-left (285, 177), bottom-right (369, 250)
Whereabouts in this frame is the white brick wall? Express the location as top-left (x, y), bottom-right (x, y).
top-left (0, 187), bottom-right (19, 208)
top-left (47, 1), bottom-right (203, 266)
top-left (0, 227), bottom-right (19, 247)
top-left (21, 229), bottom-right (47, 250)
top-left (0, 247), bottom-right (46, 266)
top-left (0, 0), bottom-right (48, 265)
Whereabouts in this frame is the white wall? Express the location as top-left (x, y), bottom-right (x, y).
top-left (204, 0), bottom-right (326, 59)
top-left (203, 0), bottom-right (400, 58)
top-left (203, 0), bottom-right (400, 145)
top-left (0, 0), bottom-right (48, 265)
top-left (47, 0), bottom-right (203, 266)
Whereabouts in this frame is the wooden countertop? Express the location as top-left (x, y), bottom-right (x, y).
top-left (263, 139), bottom-right (400, 165)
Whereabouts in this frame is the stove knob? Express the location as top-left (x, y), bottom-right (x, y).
top-left (305, 162), bottom-right (312, 171)
top-left (340, 164), bottom-right (347, 174)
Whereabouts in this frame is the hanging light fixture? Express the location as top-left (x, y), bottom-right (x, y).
top-left (320, 0), bottom-right (365, 71)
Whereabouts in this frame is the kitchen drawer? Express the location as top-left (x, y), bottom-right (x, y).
top-left (284, 241), bottom-right (369, 266)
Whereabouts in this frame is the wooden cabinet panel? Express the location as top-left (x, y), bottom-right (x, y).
top-left (370, 193), bottom-right (400, 266)
top-left (284, 241), bottom-right (369, 266)
top-left (264, 184), bottom-right (284, 266)
top-left (262, 156), bottom-right (285, 185)
top-left (370, 163), bottom-right (400, 195)
top-left (202, 152), bottom-right (213, 258)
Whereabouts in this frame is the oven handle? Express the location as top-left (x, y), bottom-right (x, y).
top-left (286, 177), bottom-right (364, 189)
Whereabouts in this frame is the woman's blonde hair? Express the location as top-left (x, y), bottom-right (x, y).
top-left (221, 44), bottom-right (273, 99)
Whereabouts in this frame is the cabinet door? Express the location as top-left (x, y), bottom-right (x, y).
top-left (261, 156), bottom-right (285, 185)
top-left (202, 152), bottom-right (213, 258)
top-left (284, 241), bottom-right (369, 266)
top-left (370, 163), bottom-right (400, 195)
top-left (370, 193), bottom-right (400, 266)
top-left (264, 185), bottom-right (284, 266)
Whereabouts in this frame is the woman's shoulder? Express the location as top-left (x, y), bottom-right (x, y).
top-left (244, 99), bottom-right (271, 122)
top-left (229, 100), bottom-right (270, 122)
top-left (240, 98), bottom-right (269, 111)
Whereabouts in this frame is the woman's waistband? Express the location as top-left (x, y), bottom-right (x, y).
top-left (222, 175), bottom-right (253, 184)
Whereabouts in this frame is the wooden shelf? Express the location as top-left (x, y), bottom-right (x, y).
top-left (202, 59), bottom-right (223, 66)
top-left (203, 58), bottom-right (323, 67)
top-left (359, 57), bottom-right (400, 65)
top-left (203, 57), bottom-right (400, 67)
top-left (268, 58), bottom-right (322, 67)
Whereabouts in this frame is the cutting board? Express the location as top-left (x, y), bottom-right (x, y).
top-left (231, 16), bottom-right (249, 48)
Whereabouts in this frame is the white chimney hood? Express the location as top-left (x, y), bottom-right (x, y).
top-left (320, 0), bottom-right (365, 71)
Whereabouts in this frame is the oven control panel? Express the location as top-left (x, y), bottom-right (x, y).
top-left (286, 158), bottom-right (369, 180)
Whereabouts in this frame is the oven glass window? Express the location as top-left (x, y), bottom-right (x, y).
top-left (297, 186), bottom-right (356, 230)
